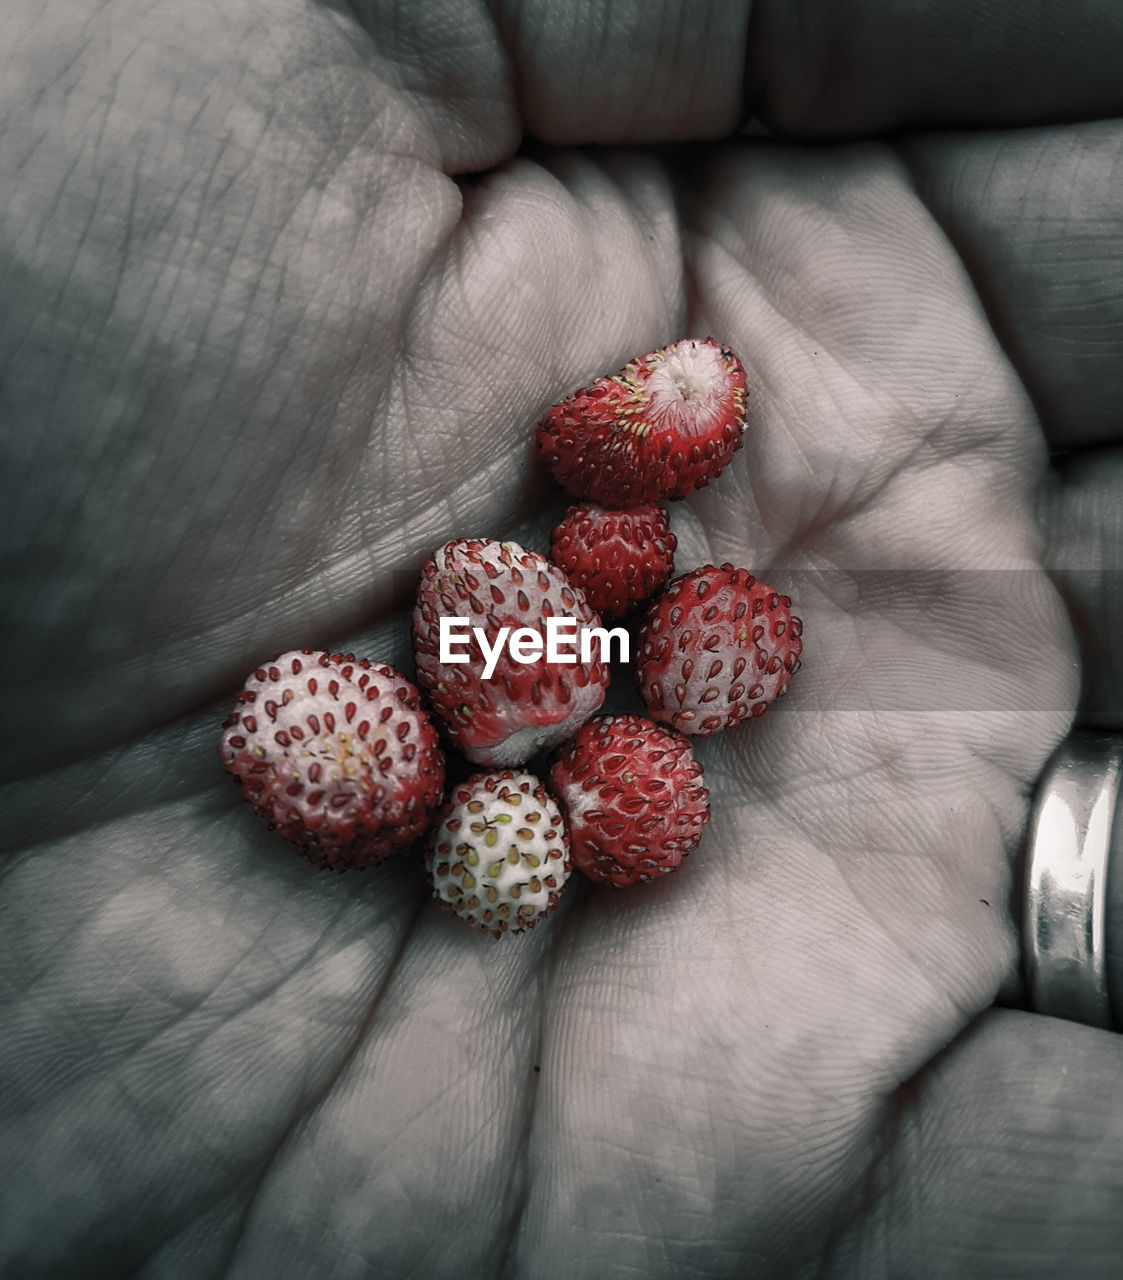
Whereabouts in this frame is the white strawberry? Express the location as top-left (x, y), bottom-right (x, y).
top-left (427, 770), bottom-right (571, 937)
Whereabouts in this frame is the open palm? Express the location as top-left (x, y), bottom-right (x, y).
top-left (4, 2), bottom-right (1122, 1276)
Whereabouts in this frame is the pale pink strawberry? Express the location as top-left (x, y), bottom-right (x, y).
top-left (548, 714), bottom-right (709, 888)
top-left (537, 338), bottom-right (748, 505)
top-left (411, 538), bottom-right (609, 767)
top-left (220, 649), bottom-right (445, 869)
top-left (549, 501), bottom-right (676, 622)
top-left (635, 564), bottom-right (803, 735)
top-left (427, 770), bottom-right (571, 937)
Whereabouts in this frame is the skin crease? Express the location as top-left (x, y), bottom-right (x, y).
top-left (2, 1), bottom-right (1123, 1277)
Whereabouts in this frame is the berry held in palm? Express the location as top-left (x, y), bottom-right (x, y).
top-left (549, 713), bottom-right (710, 888)
top-left (427, 769), bottom-right (571, 937)
top-left (636, 565), bottom-right (803, 736)
top-left (537, 338), bottom-right (748, 506)
top-left (412, 537), bottom-right (609, 767)
top-left (549, 501), bottom-right (676, 622)
top-left (220, 649), bottom-right (446, 869)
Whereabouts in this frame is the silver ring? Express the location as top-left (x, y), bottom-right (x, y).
top-left (1024, 733), bottom-right (1121, 1029)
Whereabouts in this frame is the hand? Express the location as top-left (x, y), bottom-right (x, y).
top-left (3, 2), bottom-right (1122, 1275)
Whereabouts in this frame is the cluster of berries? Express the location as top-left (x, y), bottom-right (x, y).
top-left (221, 339), bottom-right (803, 937)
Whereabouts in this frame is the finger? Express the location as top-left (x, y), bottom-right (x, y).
top-left (749, 0), bottom-right (1123, 137)
top-left (997, 454), bottom-right (1123, 1010)
top-left (1039, 448), bottom-right (1123, 728)
top-left (342, 0), bottom-right (754, 148)
top-left (1019, 439), bottom-right (1123, 1019)
top-left (902, 122), bottom-right (1123, 451)
top-left (1002, 723), bottom-right (1123, 1024)
top-left (339, 1), bottom-right (1123, 152)
top-left (519, 0), bottom-right (1123, 141)
top-left (821, 1010), bottom-right (1123, 1279)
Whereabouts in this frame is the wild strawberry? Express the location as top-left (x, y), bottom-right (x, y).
top-left (427, 770), bottom-right (571, 937)
top-left (536, 338), bottom-right (748, 505)
top-left (548, 714), bottom-right (709, 888)
top-left (549, 501), bottom-right (677, 622)
top-left (220, 649), bottom-right (445, 869)
top-left (412, 538), bottom-right (609, 767)
top-left (635, 565), bottom-right (803, 735)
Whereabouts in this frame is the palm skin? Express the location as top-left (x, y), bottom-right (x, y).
top-left (3, 2), bottom-right (1122, 1276)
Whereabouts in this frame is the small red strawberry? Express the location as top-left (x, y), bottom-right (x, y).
top-left (220, 649), bottom-right (445, 869)
top-left (412, 538), bottom-right (609, 767)
top-left (548, 714), bottom-right (709, 888)
top-left (635, 565), bottom-right (802, 736)
top-left (536, 338), bottom-right (748, 505)
top-left (427, 769), bottom-right (571, 937)
top-left (548, 501), bottom-right (677, 622)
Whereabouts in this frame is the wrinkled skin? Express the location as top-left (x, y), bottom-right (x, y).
top-left (3, 2), bottom-right (1123, 1276)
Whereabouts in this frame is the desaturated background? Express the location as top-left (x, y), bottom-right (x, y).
top-left (2, 2), bottom-right (1123, 1277)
